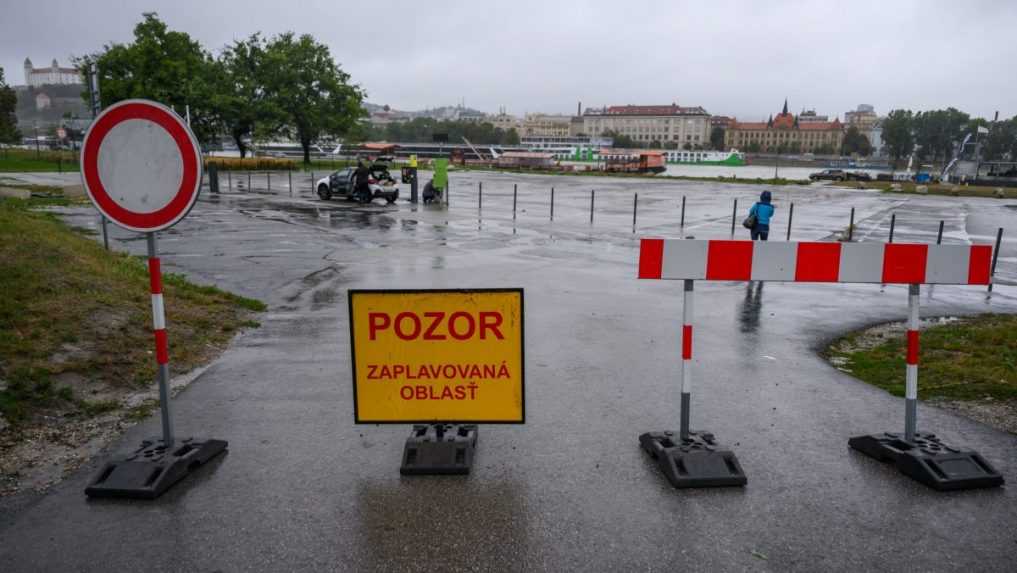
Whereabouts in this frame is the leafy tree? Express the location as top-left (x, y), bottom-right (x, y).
top-left (215, 34), bottom-right (275, 158)
top-left (841, 126), bottom-right (872, 156)
top-left (983, 117), bottom-right (1017, 160)
top-left (709, 126), bottom-right (725, 151)
top-left (746, 142), bottom-right (761, 153)
top-left (912, 107), bottom-right (969, 163)
top-left (80, 13), bottom-right (220, 145)
top-left (0, 68), bottom-right (20, 144)
top-left (261, 32), bottom-right (364, 164)
top-left (649, 140), bottom-right (662, 149)
top-left (882, 109), bottom-right (914, 168)
top-left (363, 118), bottom-right (520, 145)
top-left (682, 142), bottom-right (692, 151)
top-left (814, 144), bottom-right (836, 155)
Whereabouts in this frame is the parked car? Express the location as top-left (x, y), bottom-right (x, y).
top-left (809, 169), bottom-right (848, 181)
top-left (316, 165), bottom-right (399, 203)
top-left (847, 171), bottom-right (872, 181)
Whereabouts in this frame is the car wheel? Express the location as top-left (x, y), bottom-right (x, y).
top-left (317, 184), bottom-right (332, 200)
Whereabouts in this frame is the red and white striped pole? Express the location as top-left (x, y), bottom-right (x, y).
top-left (680, 279), bottom-right (694, 439)
top-left (147, 233), bottom-right (175, 446)
top-left (905, 283), bottom-right (919, 442)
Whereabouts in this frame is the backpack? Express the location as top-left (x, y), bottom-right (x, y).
top-left (742, 204), bottom-right (757, 229)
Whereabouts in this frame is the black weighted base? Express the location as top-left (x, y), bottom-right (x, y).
top-left (85, 437), bottom-right (228, 499)
top-left (400, 424), bottom-right (478, 475)
top-left (849, 432), bottom-right (1004, 491)
top-left (639, 431), bottom-right (747, 488)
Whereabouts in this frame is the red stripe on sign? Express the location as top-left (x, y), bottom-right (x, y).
top-left (706, 240), bottom-right (753, 280)
top-left (906, 330), bottom-right (919, 365)
top-left (682, 324), bottom-right (692, 359)
top-left (154, 329), bottom-right (169, 365)
top-left (148, 258), bottom-right (162, 294)
top-left (882, 244), bottom-right (928, 284)
top-left (967, 245), bottom-right (992, 285)
top-left (638, 238), bottom-right (664, 279)
top-left (82, 102), bottom-right (200, 231)
top-left (795, 242), bottom-right (842, 282)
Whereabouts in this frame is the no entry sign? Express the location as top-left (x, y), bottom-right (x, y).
top-left (80, 99), bottom-right (202, 232)
top-left (349, 289), bottom-right (525, 423)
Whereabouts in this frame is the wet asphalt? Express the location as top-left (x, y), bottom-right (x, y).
top-left (2, 170), bottom-right (1017, 572)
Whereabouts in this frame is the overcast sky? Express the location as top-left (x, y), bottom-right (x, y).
top-left (2, 0), bottom-right (1015, 121)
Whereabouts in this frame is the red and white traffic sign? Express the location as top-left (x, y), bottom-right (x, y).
top-left (80, 99), bottom-right (202, 233)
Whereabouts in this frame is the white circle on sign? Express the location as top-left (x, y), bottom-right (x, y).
top-left (96, 118), bottom-right (184, 214)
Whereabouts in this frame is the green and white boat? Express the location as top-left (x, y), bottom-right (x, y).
top-left (663, 149), bottom-right (745, 165)
top-left (565, 147), bottom-right (745, 166)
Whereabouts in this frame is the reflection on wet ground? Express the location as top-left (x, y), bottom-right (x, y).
top-left (7, 170), bottom-right (1017, 571)
top-left (739, 281), bottom-right (765, 333)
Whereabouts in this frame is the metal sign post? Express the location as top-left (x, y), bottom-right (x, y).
top-left (147, 232), bottom-right (174, 446)
top-left (79, 99), bottom-right (227, 499)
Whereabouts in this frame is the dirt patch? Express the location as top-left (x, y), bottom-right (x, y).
top-left (0, 351), bottom-right (228, 495)
top-left (929, 397), bottom-right (1017, 435)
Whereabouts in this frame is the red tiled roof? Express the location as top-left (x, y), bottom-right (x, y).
top-left (730, 122), bottom-right (768, 130)
top-left (798, 121), bottom-right (842, 130)
top-left (591, 105), bottom-right (708, 116)
top-left (730, 120), bottom-right (842, 131)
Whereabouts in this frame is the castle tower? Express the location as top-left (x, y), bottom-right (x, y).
top-left (24, 57), bottom-right (33, 85)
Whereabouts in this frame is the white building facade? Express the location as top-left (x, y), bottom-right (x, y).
top-left (581, 104), bottom-right (711, 147)
top-left (24, 58), bottom-right (81, 87)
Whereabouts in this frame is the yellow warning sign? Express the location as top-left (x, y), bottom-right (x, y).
top-left (349, 289), bottom-right (524, 423)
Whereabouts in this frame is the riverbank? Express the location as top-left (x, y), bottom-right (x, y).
top-left (832, 179), bottom-right (1017, 198)
top-left (450, 164), bottom-right (812, 185)
top-left (0, 188), bottom-right (265, 494)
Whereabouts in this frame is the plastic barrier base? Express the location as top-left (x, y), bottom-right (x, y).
top-left (639, 431), bottom-right (747, 488)
top-left (85, 437), bottom-right (228, 499)
top-left (848, 432), bottom-right (1004, 491)
top-left (400, 424), bottom-right (478, 475)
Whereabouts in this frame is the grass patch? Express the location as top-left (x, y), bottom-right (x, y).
top-left (836, 179), bottom-right (1017, 198)
top-left (0, 148), bottom-right (80, 173)
top-left (825, 314), bottom-right (1017, 400)
top-left (0, 197), bottom-right (264, 426)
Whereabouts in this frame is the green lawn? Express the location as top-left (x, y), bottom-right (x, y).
top-left (836, 179), bottom-right (1017, 199)
top-left (0, 191), bottom-right (264, 426)
top-left (0, 149), bottom-right (80, 173)
top-left (825, 314), bottom-right (1017, 400)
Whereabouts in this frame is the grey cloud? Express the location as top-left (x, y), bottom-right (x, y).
top-left (2, 0), bottom-right (1015, 120)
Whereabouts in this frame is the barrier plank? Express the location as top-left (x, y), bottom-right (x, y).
top-left (639, 239), bottom-right (990, 285)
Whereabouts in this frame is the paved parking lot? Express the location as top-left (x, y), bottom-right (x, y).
top-left (2, 171), bottom-right (1016, 571)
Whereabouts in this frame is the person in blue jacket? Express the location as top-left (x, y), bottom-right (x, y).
top-left (748, 190), bottom-right (775, 241)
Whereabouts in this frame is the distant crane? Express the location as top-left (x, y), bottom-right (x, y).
top-left (461, 136), bottom-right (487, 161)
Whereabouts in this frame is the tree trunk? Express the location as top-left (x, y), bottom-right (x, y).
top-left (301, 137), bottom-right (312, 165)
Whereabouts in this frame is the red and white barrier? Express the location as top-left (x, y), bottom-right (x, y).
top-left (638, 239), bottom-right (993, 285)
top-left (638, 238), bottom-right (992, 446)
